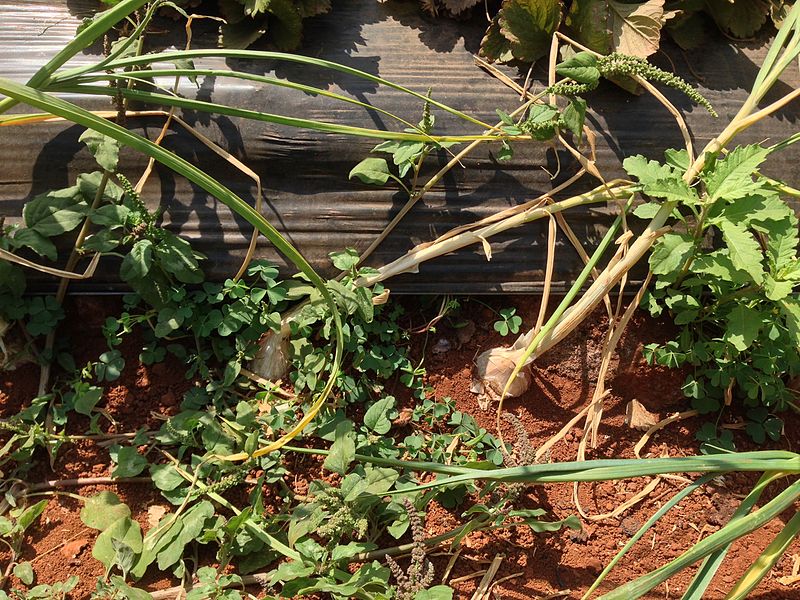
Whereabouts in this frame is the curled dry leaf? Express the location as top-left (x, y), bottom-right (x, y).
top-left (471, 346), bottom-right (531, 403)
top-left (250, 326), bottom-right (291, 380)
top-left (625, 399), bottom-right (660, 430)
top-left (60, 538), bottom-right (89, 559)
top-left (147, 505), bottom-right (168, 529)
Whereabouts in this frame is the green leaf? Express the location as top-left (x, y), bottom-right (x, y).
top-left (14, 500), bottom-right (47, 533)
top-left (13, 562), bottom-right (34, 586)
top-left (79, 128), bottom-right (120, 171)
top-left (74, 385), bottom-right (103, 415)
top-left (91, 204), bottom-right (131, 227)
top-left (642, 176), bottom-right (699, 205)
top-left (80, 492), bottom-right (131, 531)
top-left (623, 155), bottom-right (677, 186)
top-left (767, 216), bottom-right (800, 271)
top-left (121, 239), bottom-right (153, 281)
top-left (649, 233), bottom-right (694, 275)
top-left (263, 0), bottom-right (303, 51)
top-left (415, 587), bottom-right (455, 600)
top-left (724, 304), bottom-right (762, 352)
top-left (566, 0), bottom-right (666, 58)
top-left (150, 464), bottom-right (185, 492)
top-left (349, 158), bottom-right (391, 185)
top-left (497, 0), bottom-right (563, 63)
top-left (323, 421), bottom-right (355, 475)
top-left (719, 221), bottom-right (764, 284)
top-left (154, 234), bottom-right (203, 284)
top-left (764, 274), bottom-right (795, 301)
top-left (692, 250), bottom-right (750, 286)
top-left (555, 51), bottom-right (600, 84)
top-left (11, 228), bottom-right (58, 261)
top-left (781, 298), bottom-right (800, 345)
top-left (156, 501), bottom-right (214, 570)
top-left (704, 145), bottom-right (770, 203)
top-left (23, 187), bottom-right (87, 237)
top-left (364, 396), bottom-right (396, 435)
top-left (633, 202), bottom-right (661, 219)
top-left (329, 248), bottom-right (360, 271)
top-left (562, 97), bottom-right (587, 139)
top-left (705, 0), bottom-right (771, 38)
top-left (109, 577), bottom-right (154, 600)
top-left (93, 517), bottom-right (143, 570)
top-left (111, 445), bottom-right (149, 478)
top-left (664, 148), bottom-right (690, 171)
top-left (330, 541), bottom-right (378, 562)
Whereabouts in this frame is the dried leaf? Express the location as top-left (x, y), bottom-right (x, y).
top-left (147, 505), bottom-right (168, 529)
top-left (705, 0), bottom-right (771, 38)
top-left (566, 0), bottom-right (666, 58)
top-left (480, 17), bottom-right (515, 62)
top-left (625, 399), bottom-right (660, 430)
top-left (472, 347), bottom-right (531, 401)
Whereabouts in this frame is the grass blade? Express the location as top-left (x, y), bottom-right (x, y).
top-left (50, 84), bottom-right (506, 143)
top-left (583, 474), bottom-right (717, 599)
top-left (725, 510), bottom-right (800, 599)
top-left (54, 69), bottom-right (423, 134)
top-left (599, 480), bottom-right (800, 599)
top-left (681, 471), bottom-right (784, 599)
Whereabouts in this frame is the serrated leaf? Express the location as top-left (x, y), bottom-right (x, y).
top-left (763, 274), bottom-right (795, 301)
top-left (79, 128), bottom-right (120, 171)
top-left (642, 176), bottom-right (699, 205)
top-left (782, 298), bottom-right (800, 345)
top-left (664, 148), bottom-right (690, 171)
top-left (704, 145), bottom-right (770, 203)
top-left (479, 17), bottom-right (514, 62)
top-left (566, 0), bottom-right (666, 58)
top-left (265, 0), bottom-right (303, 50)
top-left (623, 155), bottom-right (676, 185)
top-left (705, 0), bottom-right (771, 38)
top-left (220, 17), bottom-right (267, 49)
top-left (719, 221), bottom-right (765, 284)
top-left (711, 192), bottom-right (789, 227)
top-left (724, 304), bottom-right (762, 352)
top-left (497, 0), bottom-right (562, 63)
top-left (692, 250), bottom-right (750, 286)
top-left (768, 217), bottom-right (800, 271)
top-left (555, 51), bottom-right (600, 84)
top-left (649, 232), bottom-right (694, 275)
top-left (349, 158), bottom-right (391, 186)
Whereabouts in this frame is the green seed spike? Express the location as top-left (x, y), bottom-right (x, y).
top-left (598, 53), bottom-right (718, 117)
